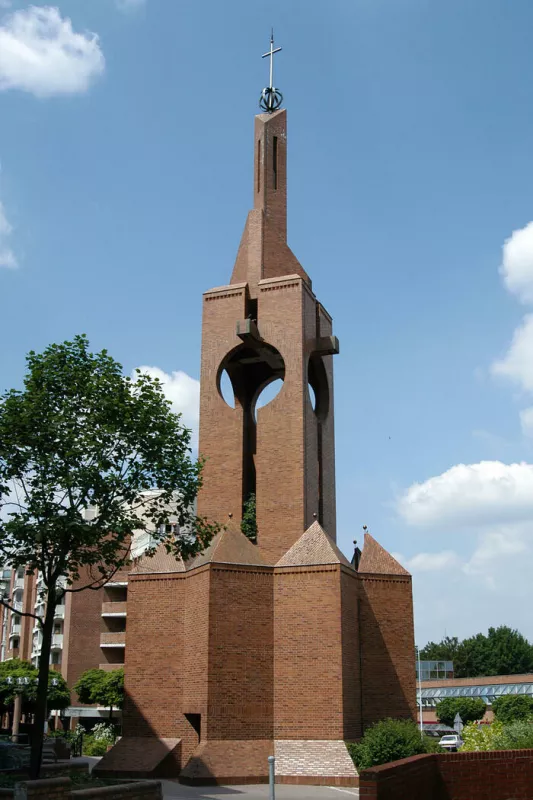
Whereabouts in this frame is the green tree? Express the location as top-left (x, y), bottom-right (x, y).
top-left (483, 627), bottom-right (533, 676)
top-left (421, 627), bottom-right (533, 678)
top-left (0, 335), bottom-right (219, 778)
top-left (420, 636), bottom-right (461, 662)
top-left (0, 659), bottom-right (69, 714)
top-left (241, 494), bottom-right (257, 543)
top-left (74, 667), bottom-right (124, 722)
top-left (436, 697), bottom-right (486, 728)
top-left (347, 719), bottom-right (437, 771)
top-left (492, 695), bottom-right (533, 724)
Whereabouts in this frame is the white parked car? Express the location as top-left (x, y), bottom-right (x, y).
top-left (439, 733), bottom-right (463, 751)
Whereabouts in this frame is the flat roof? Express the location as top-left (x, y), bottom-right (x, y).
top-left (421, 673), bottom-right (533, 689)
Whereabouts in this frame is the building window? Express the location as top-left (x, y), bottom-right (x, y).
top-left (51, 652), bottom-right (60, 665)
top-left (273, 136), bottom-right (278, 190)
top-left (12, 638), bottom-right (19, 650)
top-left (54, 623), bottom-right (62, 635)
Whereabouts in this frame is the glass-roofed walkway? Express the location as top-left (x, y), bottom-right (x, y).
top-left (418, 677), bottom-right (533, 708)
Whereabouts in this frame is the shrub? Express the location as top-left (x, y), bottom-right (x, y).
top-left (347, 718), bottom-right (436, 770)
top-left (436, 697), bottom-right (486, 728)
top-left (493, 720), bottom-right (533, 750)
top-left (82, 735), bottom-right (108, 757)
top-left (492, 695), bottom-right (533, 723)
top-left (91, 722), bottom-right (115, 744)
top-left (461, 720), bottom-right (504, 751)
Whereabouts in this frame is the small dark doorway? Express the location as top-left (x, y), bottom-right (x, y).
top-left (184, 713), bottom-right (201, 743)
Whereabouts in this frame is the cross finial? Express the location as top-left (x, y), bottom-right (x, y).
top-left (260, 29), bottom-right (283, 113)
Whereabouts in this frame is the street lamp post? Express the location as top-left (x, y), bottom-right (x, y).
top-left (416, 646), bottom-right (423, 734)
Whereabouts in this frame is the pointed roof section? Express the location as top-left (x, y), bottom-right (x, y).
top-left (186, 522), bottom-right (266, 570)
top-left (357, 532), bottom-right (410, 576)
top-left (276, 520), bottom-right (353, 568)
top-left (130, 543), bottom-right (186, 575)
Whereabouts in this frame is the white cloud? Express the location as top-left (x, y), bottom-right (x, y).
top-left (398, 460), bottom-right (533, 528)
top-left (500, 221), bottom-right (533, 305)
top-left (0, 6), bottom-right (105, 97)
top-left (0, 199), bottom-right (17, 269)
top-left (133, 366), bottom-right (200, 447)
top-left (491, 313), bottom-right (533, 393)
top-left (397, 550), bottom-right (462, 573)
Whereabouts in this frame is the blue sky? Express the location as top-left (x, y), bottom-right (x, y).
top-left (2, 0), bottom-right (533, 645)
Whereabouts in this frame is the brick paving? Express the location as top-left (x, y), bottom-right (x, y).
top-left (274, 741), bottom-right (358, 779)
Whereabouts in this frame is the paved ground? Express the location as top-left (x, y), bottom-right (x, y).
top-left (159, 784), bottom-right (359, 800)
top-left (77, 757), bottom-right (359, 800)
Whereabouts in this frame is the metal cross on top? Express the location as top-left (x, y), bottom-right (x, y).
top-left (260, 29), bottom-right (283, 113)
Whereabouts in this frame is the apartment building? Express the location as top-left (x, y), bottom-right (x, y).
top-left (0, 509), bottom-right (178, 725)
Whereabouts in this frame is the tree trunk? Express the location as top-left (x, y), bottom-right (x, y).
top-left (29, 585), bottom-right (56, 780)
top-left (11, 694), bottom-right (22, 743)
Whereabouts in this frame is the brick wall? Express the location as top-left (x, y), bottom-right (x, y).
top-left (439, 749), bottom-right (533, 800)
top-left (197, 283), bottom-right (247, 527)
top-left (62, 567), bottom-right (107, 702)
top-left (358, 574), bottom-right (417, 728)
top-left (274, 565), bottom-right (344, 739)
top-left (359, 754), bottom-right (441, 800)
top-left (340, 569), bottom-right (362, 740)
top-left (207, 566), bottom-right (273, 739)
top-left (359, 749), bottom-right (533, 800)
top-left (13, 777), bottom-right (71, 799)
top-left (123, 572), bottom-right (186, 739)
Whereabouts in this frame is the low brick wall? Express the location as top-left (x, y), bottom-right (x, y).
top-left (0, 777), bottom-right (161, 800)
top-left (13, 776), bottom-right (71, 799)
top-left (439, 749), bottom-right (533, 800)
top-left (359, 749), bottom-right (533, 800)
top-left (359, 754), bottom-right (440, 800)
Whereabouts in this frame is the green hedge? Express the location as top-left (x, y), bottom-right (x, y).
top-left (347, 718), bottom-right (440, 771)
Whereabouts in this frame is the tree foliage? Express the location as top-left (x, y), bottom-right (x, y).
top-left (347, 719), bottom-right (438, 771)
top-left (241, 493), bottom-right (257, 543)
top-left (435, 697), bottom-right (486, 728)
top-left (492, 695), bottom-right (533, 724)
top-left (461, 719), bottom-right (533, 752)
top-left (460, 720), bottom-right (504, 752)
top-left (74, 668), bottom-right (124, 713)
top-left (0, 659), bottom-right (69, 711)
top-left (421, 627), bottom-right (533, 678)
top-left (0, 335), bottom-right (219, 776)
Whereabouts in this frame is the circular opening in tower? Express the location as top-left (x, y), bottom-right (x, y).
top-left (256, 378), bottom-right (284, 414)
top-left (219, 369), bottom-right (235, 408)
top-left (308, 355), bottom-right (329, 421)
top-left (217, 342), bottom-right (285, 413)
top-left (308, 382), bottom-right (317, 411)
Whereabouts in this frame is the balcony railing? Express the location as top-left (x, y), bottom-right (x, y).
top-left (54, 606), bottom-right (65, 620)
top-left (100, 632), bottom-right (126, 647)
top-left (101, 602), bottom-right (127, 616)
top-left (14, 577), bottom-right (24, 590)
top-left (51, 633), bottom-right (63, 649)
top-left (9, 624), bottom-right (21, 637)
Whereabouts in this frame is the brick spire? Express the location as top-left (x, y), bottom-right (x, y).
top-left (230, 109), bottom-right (311, 293)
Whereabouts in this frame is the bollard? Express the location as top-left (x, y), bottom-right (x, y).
top-left (268, 755), bottom-right (275, 800)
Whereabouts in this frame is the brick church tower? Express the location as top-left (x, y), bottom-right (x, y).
top-left (96, 49), bottom-right (416, 786)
